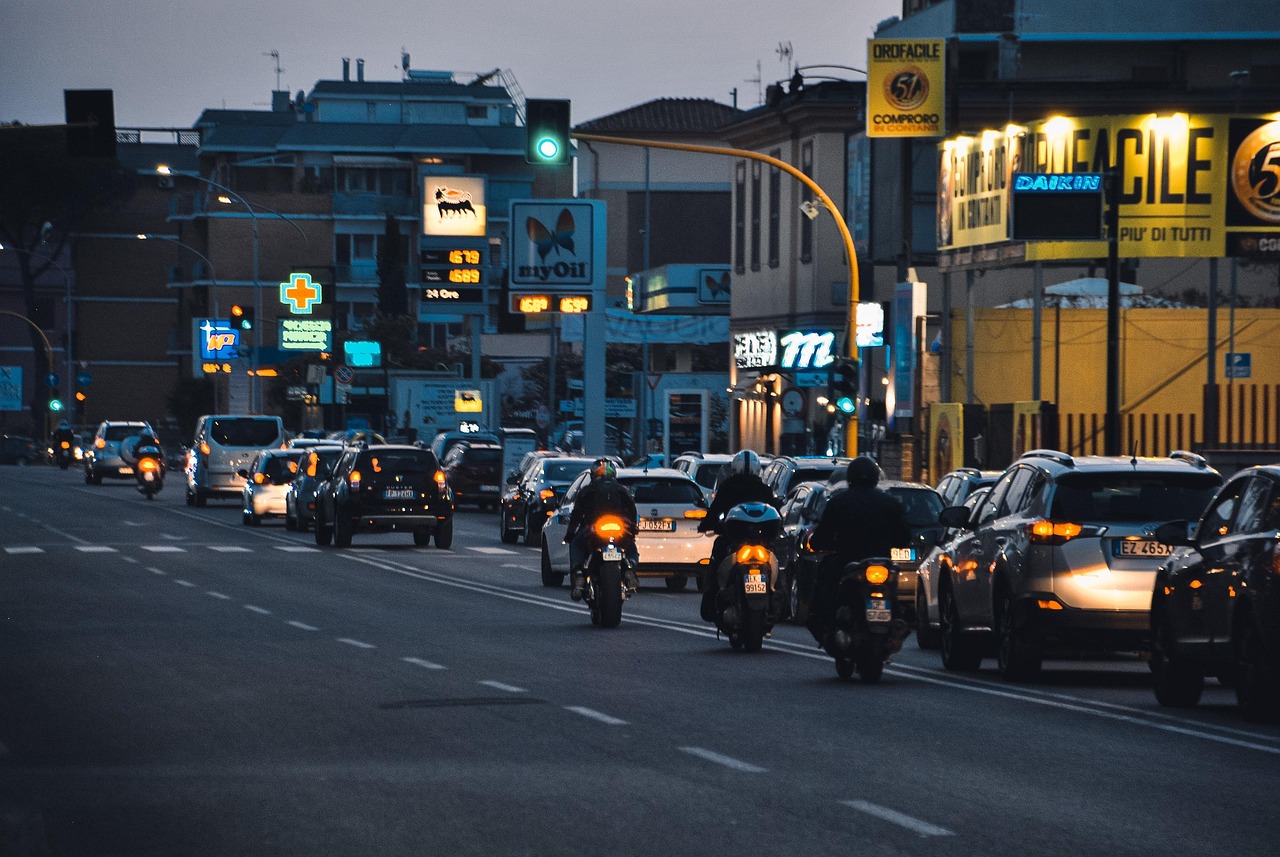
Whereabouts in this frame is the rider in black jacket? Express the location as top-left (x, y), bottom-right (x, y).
top-left (697, 450), bottom-right (778, 620)
top-left (805, 455), bottom-right (910, 642)
top-left (564, 459), bottom-right (639, 601)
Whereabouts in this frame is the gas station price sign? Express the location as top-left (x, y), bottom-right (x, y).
top-left (509, 293), bottom-right (592, 314)
top-left (422, 248), bottom-right (483, 285)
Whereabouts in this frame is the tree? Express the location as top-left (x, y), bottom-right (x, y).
top-left (376, 213), bottom-right (408, 317)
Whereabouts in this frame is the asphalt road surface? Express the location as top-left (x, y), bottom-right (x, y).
top-left (2, 465), bottom-right (1277, 856)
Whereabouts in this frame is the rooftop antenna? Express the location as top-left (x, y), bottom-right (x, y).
top-left (776, 41), bottom-right (794, 77)
top-left (265, 50), bottom-right (283, 90)
top-left (745, 60), bottom-right (763, 106)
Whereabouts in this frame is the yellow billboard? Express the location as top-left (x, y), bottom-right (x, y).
top-left (867, 39), bottom-right (946, 138)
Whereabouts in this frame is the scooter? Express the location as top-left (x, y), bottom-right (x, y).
top-left (135, 452), bottom-right (165, 500)
top-left (822, 556), bottom-right (913, 682)
top-left (579, 513), bottom-right (634, 629)
top-left (708, 503), bottom-right (783, 652)
top-left (53, 441), bottom-right (74, 469)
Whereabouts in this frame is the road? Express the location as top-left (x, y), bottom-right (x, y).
top-left (2, 465), bottom-right (1277, 856)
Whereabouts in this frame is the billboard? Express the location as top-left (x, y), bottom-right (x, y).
top-left (509, 200), bottom-right (604, 287)
top-left (866, 39), bottom-right (946, 138)
top-left (422, 175), bottom-right (487, 237)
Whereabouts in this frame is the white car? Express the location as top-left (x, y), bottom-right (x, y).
top-left (540, 467), bottom-right (712, 591)
top-left (240, 449), bottom-right (306, 526)
top-left (671, 453), bottom-right (735, 502)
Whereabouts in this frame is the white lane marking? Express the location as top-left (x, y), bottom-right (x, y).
top-left (173, 579), bottom-right (196, 588)
top-left (286, 620), bottom-right (319, 631)
top-left (206, 591), bottom-right (231, 600)
top-left (478, 680), bottom-right (527, 694)
top-left (122, 521), bottom-right (143, 527)
top-left (4, 546), bottom-right (44, 554)
top-left (142, 546), bottom-right (186, 553)
top-left (402, 657), bottom-right (446, 670)
top-left (468, 547), bottom-right (518, 555)
top-left (159, 533), bottom-right (184, 540)
top-left (841, 800), bottom-right (954, 837)
top-left (209, 546), bottom-right (252, 553)
top-left (679, 746), bottom-right (767, 774)
top-left (145, 567), bottom-right (167, 576)
top-left (276, 546), bottom-right (319, 553)
top-left (121, 556), bottom-right (138, 564)
top-left (336, 637), bottom-right (375, 649)
top-left (76, 546), bottom-right (117, 553)
top-left (243, 604), bottom-right (272, 615)
top-left (565, 706), bottom-right (628, 726)
top-left (501, 563), bottom-right (524, 569)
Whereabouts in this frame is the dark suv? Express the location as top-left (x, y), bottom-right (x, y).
top-left (760, 455), bottom-right (853, 504)
top-left (499, 454), bottom-right (597, 545)
top-left (315, 445), bottom-right (454, 549)
top-left (441, 440), bottom-right (503, 510)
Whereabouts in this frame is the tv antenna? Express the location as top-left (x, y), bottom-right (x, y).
top-left (776, 41), bottom-right (794, 76)
top-left (745, 60), bottom-right (763, 105)
top-left (265, 50), bottom-right (284, 91)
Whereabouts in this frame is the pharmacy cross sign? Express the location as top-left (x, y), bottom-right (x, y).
top-left (281, 272), bottom-right (322, 314)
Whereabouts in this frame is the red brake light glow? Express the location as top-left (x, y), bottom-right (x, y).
top-left (1030, 520), bottom-right (1083, 543)
top-left (593, 514), bottom-right (626, 539)
top-left (865, 564), bottom-right (890, 585)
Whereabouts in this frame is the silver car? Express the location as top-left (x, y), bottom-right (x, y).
top-left (285, 445), bottom-right (345, 532)
top-left (84, 420), bottom-right (153, 483)
top-left (240, 449), bottom-right (306, 526)
top-left (540, 467), bottom-right (711, 591)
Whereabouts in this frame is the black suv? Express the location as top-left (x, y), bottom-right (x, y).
top-left (315, 445), bottom-right (454, 549)
top-left (441, 440), bottom-right (503, 510)
top-left (1150, 464), bottom-right (1280, 721)
top-left (760, 455), bottom-right (853, 504)
top-left (499, 454), bottom-right (597, 545)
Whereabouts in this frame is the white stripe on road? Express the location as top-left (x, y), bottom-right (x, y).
top-left (276, 546), bottom-right (319, 553)
top-left (173, 579), bottom-right (196, 588)
top-left (120, 556), bottom-right (138, 564)
top-left (159, 533), bottom-right (184, 540)
top-left (468, 547), bottom-right (518, 555)
top-left (209, 546), bottom-right (252, 553)
top-left (478, 680), bottom-right (527, 693)
top-left (243, 604), bottom-right (272, 615)
top-left (286, 620), bottom-right (319, 631)
top-left (145, 567), bottom-right (166, 576)
top-left (76, 546), bottom-right (117, 553)
top-left (501, 563), bottom-right (525, 569)
top-left (142, 546), bottom-right (186, 553)
top-left (336, 637), bottom-right (375, 649)
top-left (565, 706), bottom-right (628, 726)
top-left (402, 657), bottom-right (447, 670)
top-left (206, 591), bottom-right (231, 600)
top-left (841, 800), bottom-right (954, 837)
top-left (3, 546), bottom-right (44, 555)
top-left (679, 747), bottom-right (767, 773)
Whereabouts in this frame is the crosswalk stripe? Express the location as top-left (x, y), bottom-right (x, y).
top-left (142, 546), bottom-right (186, 553)
top-left (3, 546), bottom-right (44, 555)
top-left (468, 547), bottom-right (519, 555)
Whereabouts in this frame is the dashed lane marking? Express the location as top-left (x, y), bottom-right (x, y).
top-left (173, 579), bottom-right (196, 588)
top-left (336, 637), bottom-right (376, 649)
top-left (209, 546), bottom-right (252, 553)
top-left (286, 620), bottom-right (319, 631)
top-left (142, 546), bottom-right (186, 553)
top-left (3, 547), bottom-right (44, 555)
top-left (478, 680), bottom-right (527, 693)
top-left (841, 800), bottom-right (954, 837)
top-left (75, 546), bottom-right (117, 553)
top-left (206, 591), bottom-right (231, 600)
top-left (402, 657), bottom-right (446, 670)
top-left (468, 547), bottom-right (519, 555)
top-left (145, 567), bottom-right (166, 576)
top-left (565, 706), bottom-right (628, 726)
top-left (679, 747), bottom-right (767, 774)
top-left (275, 546), bottom-right (320, 553)
top-left (243, 605), bottom-right (272, 615)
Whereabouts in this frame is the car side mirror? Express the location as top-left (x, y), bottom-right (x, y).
top-left (1154, 520), bottom-right (1194, 547)
top-left (237, 469), bottom-right (250, 479)
top-left (938, 505), bottom-right (972, 529)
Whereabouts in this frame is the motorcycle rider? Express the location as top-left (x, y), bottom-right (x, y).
top-left (697, 449), bottom-right (778, 621)
top-left (805, 455), bottom-right (910, 643)
top-left (130, 429), bottom-right (166, 473)
top-left (50, 420), bottom-right (77, 460)
top-left (563, 458), bottom-right (639, 601)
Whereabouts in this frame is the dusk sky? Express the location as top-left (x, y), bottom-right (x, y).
top-left (0, 0), bottom-right (901, 129)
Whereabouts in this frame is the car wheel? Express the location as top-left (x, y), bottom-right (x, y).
top-left (499, 507), bottom-right (519, 544)
top-left (242, 508), bottom-right (252, 526)
top-left (787, 572), bottom-right (805, 626)
top-left (413, 527), bottom-right (432, 546)
top-left (540, 539), bottom-right (564, 587)
top-left (314, 510), bottom-right (333, 546)
top-left (664, 575), bottom-right (688, 591)
top-left (940, 584), bottom-right (982, 672)
top-left (522, 511), bottom-right (542, 546)
top-left (194, 488), bottom-right (207, 508)
top-left (185, 485), bottom-right (194, 506)
top-left (285, 512), bottom-right (297, 531)
top-left (433, 517), bottom-right (454, 550)
top-left (835, 658), bottom-right (855, 680)
top-left (1151, 611), bottom-right (1204, 708)
top-left (1237, 617), bottom-right (1280, 723)
top-left (996, 587), bottom-right (1042, 681)
top-left (916, 587), bottom-right (941, 650)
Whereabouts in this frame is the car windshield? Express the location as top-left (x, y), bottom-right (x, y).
top-left (1050, 472), bottom-right (1222, 522)
top-left (262, 455), bottom-right (301, 482)
top-left (359, 450), bottom-right (438, 474)
top-left (624, 477), bottom-right (702, 505)
top-left (546, 460), bottom-right (594, 481)
top-left (794, 465), bottom-right (841, 484)
top-left (887, 487), bottom-right (945, 528)
top-left (104, 425), bottom-right (143, 441)
top-left (211, 418), bottom-right (280, 447)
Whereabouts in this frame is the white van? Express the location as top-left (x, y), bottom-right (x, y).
top-left (186, 414), bottom-right (287, 506)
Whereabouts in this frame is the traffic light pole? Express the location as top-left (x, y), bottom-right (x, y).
top-left (572, 132), bottom-right (862, 453)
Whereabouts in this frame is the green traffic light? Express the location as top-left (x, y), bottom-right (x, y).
top-left (537, 138), bottom-right (559, 160)
top-left (49, 399), bottom-right (64, 412)
top-left (836, 396), bottom-right (855, 414)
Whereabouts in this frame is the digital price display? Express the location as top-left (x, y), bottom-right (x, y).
top-left (421, 248), bottom-right (483, 287)
top-left (509, 293), bottom-right (593, 314)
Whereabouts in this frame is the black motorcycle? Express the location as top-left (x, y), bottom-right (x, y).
top-left (580, 513), bottom-right (634, 629)
top-left (821, 556), bottom-right (913, 682)
top-left (708, 503), bottom-right (783, 652)
top-left (134, 451), bottom-right (165, 500)
top-left (53, 440), bottom-right (75, 469)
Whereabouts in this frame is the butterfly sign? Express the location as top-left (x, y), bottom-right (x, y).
top-left (526, 208), bottom-right (575, 261)
top-left (510, 199), bottom-right (601, 286)
top-left (698, 269), bottom-right (731, 304)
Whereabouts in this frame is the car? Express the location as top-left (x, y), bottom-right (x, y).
top-left (0, 434), bottom-right (37, 466)
top-left (774, 480), bottom-right (827, 621)
top-left (285, 444), bottom-right (346, 532)
top-left (430, 428), bottom-right (499, 461)
top-left (934, 466), bottom-right (1002, 508)
top-left (1149, 465), bottom-right (1280, 721)
top-left (286, 436), bottom-right (343, 450)
top-left (186, 414), bottom-right (287, 506)
top-left (540, 466), bottom-right (711, 591)
top-left (551, 420), bottom-right (631, 459)
top-left (672, 452), bottom-right (736, 502)
top-left (760, 455), bottom-right (854, 504)
top-left (440, 440), bottom-right (504, 510)
top-left (326, 428), bottom-right (388, 446)
top-left (934, 449), bottom-right (1223, 680)
top-left (915, 485), bottom-right (993, 650)
top-left (314, 444), bottom-right (454, 549)
top-left (84, 420), bottom-right (154, 483)
top-left (239, 449), bottom-right (306, 526)
top-left (499, 454), bottom-right (598, 545)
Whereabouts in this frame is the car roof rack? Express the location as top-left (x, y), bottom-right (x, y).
top-left (1020, 449), bottom-right (1075, 467)
top-left (1169, 449), bottom-right (1209, 469)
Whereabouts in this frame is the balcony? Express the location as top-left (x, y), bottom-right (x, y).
top-left (333, 194), bottom-right (417, 217)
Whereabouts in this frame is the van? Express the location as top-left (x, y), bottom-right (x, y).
top-left (186, 414), bottom-right (287, 506)
top-left (498, 427), bottom-right (540, 483)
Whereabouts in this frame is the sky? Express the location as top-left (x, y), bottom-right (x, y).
top-left (0, 0), bottom-right (902, 129)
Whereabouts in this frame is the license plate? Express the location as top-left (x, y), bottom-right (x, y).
top-left (602, 544), bottom-right (623, 562)
top-left (383, 488), bottom-right (415, 500)
top-left (638, 518), bottom-right (675, 532)
top-left (890, 547), bottom-right (916, 563)
top-left (865, 598), bottom-right (891, 623)
top-left (743, 571), bottom-right (767, 595)
top-left (479, 485), bottom-right (499, 492)
top-left (1113, 539), bottom-right (1173, 558)
top-left (143, 472), bottom-right (154, 482)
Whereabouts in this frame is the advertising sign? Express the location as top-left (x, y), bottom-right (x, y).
top-left (855, 302), bottom-right (885, 348)
top-left (197, 319), bottom-right (239, 360)
top-left (509, 200), bottom-right (602, 287)
top-left (422, 175), bottom-right (487, 237)
top-left (279, 318), bottom-right (333, 351)
top-left (0, 366), bottom-right (22, 411)
top-left (778, 330), bottom-right (836, 371)
top-left (866, 39), bottom-right (946, 138)
top-left (892, 281), bottom-right (927, 420)
top-left (666, 391), bottom-right (707, 455)
top-left (938, 128), bottom-right (1023, 251)
top-left (280, 272), bottom-right (322, 314)
top-left (733, 330), bottom-right (778, 370)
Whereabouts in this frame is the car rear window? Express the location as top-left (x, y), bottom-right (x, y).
top-left (359, 450), bottom-right (438, 474)
top-left (624, 477), bottom-right (703, 505)
top-left (1050, 472), bottom-right (1222, 522)
top-left (463, 447), bottom-right (502, 464)
top-left (104, 425), bottom-right (143, 441)
top-left (210, 418), bottom-right (282, 447)
top-left (887, 487), bottom-right (945, 528)
top-left (546, 460), bottom-right (594, 481)
top-left (794, 465), bottom-right (841, 484)
top-left (692, 463), bottom-right (725, 489)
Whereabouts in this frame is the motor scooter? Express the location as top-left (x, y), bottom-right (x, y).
top-left (707, 503), bottom-right (783, 652)
top-left (578, 513), bottom-right (635, 629)
top-left (821, 556), bottom-right (913, 682)
top-left (135, 451), bottom-right (165, 500)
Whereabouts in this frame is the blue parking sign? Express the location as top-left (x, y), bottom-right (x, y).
top-left (1225, 352), bottom-right (1251, 379)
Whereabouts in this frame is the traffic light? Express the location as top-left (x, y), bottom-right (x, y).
top-left (831, 358), bottom-right (859, 415)
top-left (48, 397), bottom-right (64, 413)
top-left (231, 304), bottom-right (254, 330)
top-left (525, 99), bottom-right (571, 165)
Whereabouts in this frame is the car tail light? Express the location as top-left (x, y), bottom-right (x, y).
top-left (254, 472), bottom-right (266, 484)
top-left (1029, 519), bottom-right (1083, 544)
top-left (593, 514), bottom-right (626, 539)
top-left (349, 469), bottom-right (362, 490)
top-left (735, 544), bottom-right (770, 564)
top-left (865, 564), bottom-right (890, 585)
top-left (306, 456), bottom-right (318, 477)
top-left (434, 470), bottom-right (447, 488)
top-left (95, 438), bottom-right (105, 449)
top-left (684, 509), bottom-right (708, 519)
top-left (539, 488), bottom-right (555, 501)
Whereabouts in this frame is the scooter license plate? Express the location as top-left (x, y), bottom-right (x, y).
top-left (743, 571), bottom-right (767, 595)
top-left (602, 544), bottom-right (623, 562)
top-left (143, 472), bottom-right (154, 482)
top-left (865, 598), bottom-right (891, 623)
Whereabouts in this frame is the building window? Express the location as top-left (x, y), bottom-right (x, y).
top-left (750, 161), bottom-right (761, 272)
top-left (800, 140), bottom-right (814, 264)
top-left (734, 162), bottom-right (746, 274)
top-left (467, 105), bottom-right (488, 120)
top-left (768, 149), bottom-right (781, 269)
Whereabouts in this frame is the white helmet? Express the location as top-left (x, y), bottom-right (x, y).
top-left (730, 449), bottom-right (761, 477)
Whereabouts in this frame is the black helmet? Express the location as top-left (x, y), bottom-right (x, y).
top-left (846, 455), bottom-right (881, 487)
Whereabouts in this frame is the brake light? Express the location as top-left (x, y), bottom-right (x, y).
top-left (684, 509), bottom-right (708, 519)
top-left (138, 458), bottom-right (159, 473)
top-left (200, 441), bottom-right (211, 456)
top-left (254, 472), bottom-right (265, 484)
top-left (306, 455), bottom-right (318, 477)
top-left (1029, 520), bottom-right (1083, 544)
top-left (865, 564), bottom-right (890, 585)
top-left (434, 470), bottom-right (447, 487)
top-left (60, 441), bottom-right (70, 450)
top-left (735, 544), bottom-right (771, 564)
top-left (593, 514), bottom-right (626, 539)
top-left (349, 469), bottom-right (362, 490)
top-left (539, 489), bottom-right (556, 501)
top-left (95, 438), bottom-right (105, 449)
top-left (371, 457), bottom-right (382, 473)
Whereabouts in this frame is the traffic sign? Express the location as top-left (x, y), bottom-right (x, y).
top-left (335, 364), bottom-right (355, 384)
top-left (76, 371), bottom-right (92, 388)
top-left (1226, 352), bottom-right (1251, 379)
top-left (46, 372), bottom-right (60, 388)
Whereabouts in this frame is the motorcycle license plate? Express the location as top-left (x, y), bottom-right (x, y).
top-left (744, 571), bottom-right (767, 595)
top-left (602, 544), bottom-right (623, 562)
top-left (143, 472), bottom-right (154, 482)
top-left (890, 547), bottom-right (916, 563)
top-left (865, 598), bottom-right (891, 623)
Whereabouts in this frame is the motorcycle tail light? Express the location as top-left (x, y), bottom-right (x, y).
top-left (594, 514), bottom-right (626, 539)
top-left (139, 458), bottom-right (159, 473)
top-left (865, 564), bottom-right (890, 585)
top-left (735, 544), bottom-right (770, 564)
top-left (60, 441), bottom-right (70, 449)
top-left (1029, 520), bottom-right (1083, 544)
top-left (349, 469), bottom-right (362, 490)
top-left (539, 489), bottom-right (555, 501)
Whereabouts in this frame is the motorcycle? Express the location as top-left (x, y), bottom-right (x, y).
top-left (708, 503), bottom-right (783, 652)
top-left (821, 555), bottom-right (913, 682)
top-left (135, 452), bottom-right (165, 500)
top-left (579, 513), bottom-right (634, 629)
top-left (53, 440), bottom-right (74, 469)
